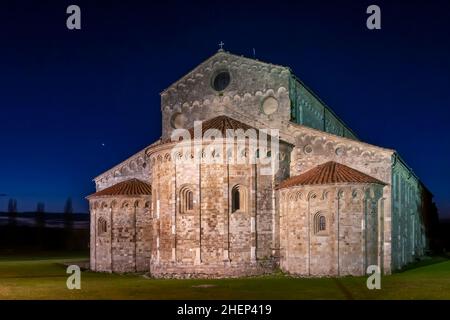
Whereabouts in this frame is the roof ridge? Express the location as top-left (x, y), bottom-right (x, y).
top-left (277, 161), bottom-right (385, 189)
top-left (87, 178), bottom-right (152, 199)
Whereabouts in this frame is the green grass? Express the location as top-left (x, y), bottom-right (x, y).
top-left (0, 254), bottom-right (449, 299)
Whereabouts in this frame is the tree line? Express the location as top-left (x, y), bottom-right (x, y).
top-left (6, 197), bottom-right (75, 228)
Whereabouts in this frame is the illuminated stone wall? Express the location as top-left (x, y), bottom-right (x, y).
top-left (279, 184), bottom-right (385, 276)
top-left (89, 50), bottom-right (431, 277)
top-left (89, 197), bottom-right (152, 273)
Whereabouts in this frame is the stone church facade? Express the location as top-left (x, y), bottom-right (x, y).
top-left (87, 50), bottom-right (433, 277)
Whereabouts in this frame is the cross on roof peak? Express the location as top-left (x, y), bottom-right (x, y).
top-left (218, 41), bottom-right (225, 51)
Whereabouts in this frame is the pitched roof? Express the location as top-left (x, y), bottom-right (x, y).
top-left (187, 115), bottom-right (256, 136)
top-left (87, 178), bottom-right (152, 198)
top-left (165, 115), bottom-right (289, 144)
top-left (161, 50), bottom-right (289, 94)
top-left (276, 161), bottom-right (385, 189)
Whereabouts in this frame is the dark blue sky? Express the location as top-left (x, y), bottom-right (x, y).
top-left (1, 0), bottom-right (449, 217)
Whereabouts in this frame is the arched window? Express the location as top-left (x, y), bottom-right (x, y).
top-left (180, 187), bottom-right (194, 213)
top-left (186, 189), bottom-right (193, 211)
top-left (314, 213), bottom-right (327, 235)
top-left (232, 187), bottom-right (240, 212)
top-left (319, 215), bottom-right (326, 231)
top-left (98, 217), bottom-right (107, 235)
top-left (231, 185), bottom-right (247, 213)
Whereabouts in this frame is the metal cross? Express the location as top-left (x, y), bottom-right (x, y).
top-left (218, 41), bottom-right (224, 50)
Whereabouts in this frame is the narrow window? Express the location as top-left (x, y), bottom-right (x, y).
top-left (231, 185), bottom-right (247, 213)
top-left (319, 215), bottom-right (326, 231)
top-left (232, 187), bottom-right (240, 212)
top-left (98, 217), bottom-right (107, 235)
top-left (180, 187), bottom-right (194, 213)
top-left (314, 213), bottom-right (327, 234)
top-left (186, 190), bottom-right (193, 211)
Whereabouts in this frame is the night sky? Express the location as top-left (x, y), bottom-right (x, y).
top-left (1, 0), bottom-right (449, 217)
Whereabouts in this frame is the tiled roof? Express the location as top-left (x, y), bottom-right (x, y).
top-left (277, 161), bottom-right (385, 189)
top-left (87, 178), bottom-right (152, 198)
top-left (187, 115), bottom-right (256, 136)
top-left (165, 115), bottom-right (288, 144)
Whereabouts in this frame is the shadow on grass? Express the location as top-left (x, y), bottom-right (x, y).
top-left (0, 249), bottom-right (89, 261)
top-left (394, 255), bottom-right (449, 273)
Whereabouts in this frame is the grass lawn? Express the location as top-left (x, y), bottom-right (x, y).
top-left (0, 254), bottom-right (449, 299)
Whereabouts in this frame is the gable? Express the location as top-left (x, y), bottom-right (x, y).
top-left (160, 50), bottom-right (292, 140)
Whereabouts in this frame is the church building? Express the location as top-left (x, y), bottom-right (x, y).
top-left (87, 49), bottom-right (434, 277)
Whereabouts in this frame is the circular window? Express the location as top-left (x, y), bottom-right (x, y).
top-left (335, 147), bottom-right (344, 156)
top-left (262, 96), bottom-right (279, 115)
top-left (170, 112), bottom-right (186, 129)
top-left (303, 145), bottom-right (313, 154)
top-left (212, 71), bottom-right (231, 91)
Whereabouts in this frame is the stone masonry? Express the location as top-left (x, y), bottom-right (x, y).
top-left (87, 50), bottom-right (433, 277)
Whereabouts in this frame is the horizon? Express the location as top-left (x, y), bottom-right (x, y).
top-left (1, 0), bottom-right (449, 218)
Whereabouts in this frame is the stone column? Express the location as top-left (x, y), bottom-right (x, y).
top-left (377, 197), bottom-right (385, 274)
top-left (90, 205), bottom-right (96, 271)
top-left (110, 206), bottom-right (114, 273)
top-left (361, 197), bottom-right (367, 276)
top-left (335, 190), bottom-right (341, 276)
top-left (223, 162), bottom-right (230, 262)
top-left (250, 163), bottom-right (257, 263)
top-left (172, 161), bottom-right (177, 263)
top-left (195, 161), bottom-right (202, 265)
top-left (133, 202), bottom-right (137, 272)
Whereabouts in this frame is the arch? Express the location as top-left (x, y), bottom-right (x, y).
top-left (352, 188), bottom-right (363, 200)
top-left (288, 192), bottom-right (296, 201)
top-left (179, 186), bottom-right (194, 213)
top-left (231, 185), bottom-right (247, 213)
top-left (314, 212), bottom-right (327, 235)
top-left (110, 200), bottom-right (118, 208)
top-left (295, 191), bottom-right (303, 201)
top-left (97, 217), bottom-right (107, 236)
top-left (129, 161), bottom-right (137, 171)
top-left (164, 153), bottom-right (171, 162)
top-left (307, 191), bottom-right (318, 201)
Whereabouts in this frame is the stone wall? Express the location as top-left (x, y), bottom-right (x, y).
top-left (160, 51), bottom-right (291, 142)
top-left (88, 50), bottom-right (432, 278)
top-left (89, 197), bottom-right (152, 273)
top-left (286, 123), bottom-right (395, 273)
top-left (391, 157), bottom-right (426, 270)
top-left (94, 147), bottom-right (153, 191)
top-left (279, 184), bottom-right (384, 276)
top-left (147, 139), bottom-right (290, 277)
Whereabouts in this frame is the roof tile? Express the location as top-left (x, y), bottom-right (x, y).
top-left (87, 178), bottom-right (152, 198)
top-left (277, 161), bottom-right (385, 189)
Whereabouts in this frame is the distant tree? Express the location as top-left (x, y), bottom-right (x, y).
top-left (7, 198), bottom-right (13, 212)
top-left (35, 202), bottom-right (46, 228)
top-left (64, 197), bottom-right (73, 214)
top-left (36, 202), bottom-right (45, 213)
top-left (63, 197), bottom-right (74, 229)
top-left (7, 198), bottom-right (17, 213)
top-left (7, 198), bottom-right (18, 227)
